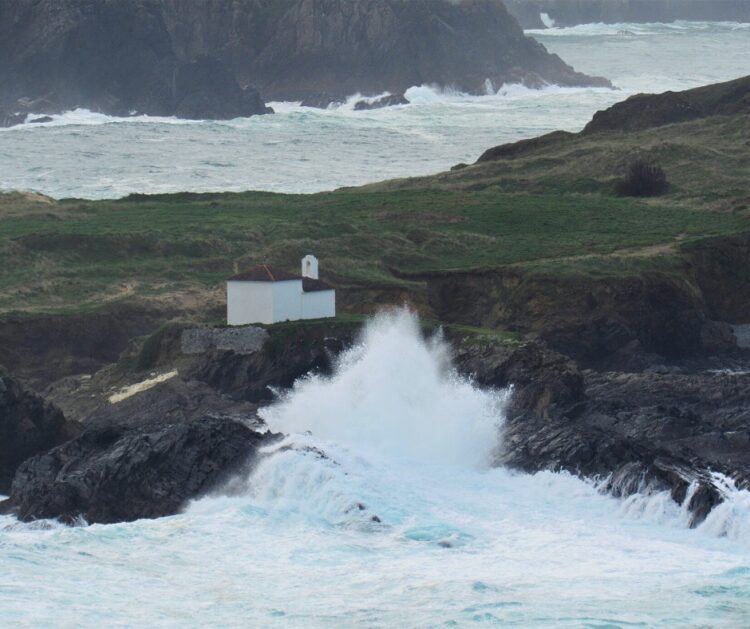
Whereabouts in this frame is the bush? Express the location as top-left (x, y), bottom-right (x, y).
top-left (135, 323), bottom-right (182, 371)
top-left (616, 159), bottom-right (668, 197)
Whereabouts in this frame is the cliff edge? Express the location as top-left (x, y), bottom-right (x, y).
top-left (0, 0), bottom-right (610, 122)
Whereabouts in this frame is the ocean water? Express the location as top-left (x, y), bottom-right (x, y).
top-left (0, 21), bottom-right (748, 199)
top-left (2, 311), bottom-right (750, 626)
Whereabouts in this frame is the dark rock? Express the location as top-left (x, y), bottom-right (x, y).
top-left (0, 414), bottom-right (279, 524)
top-left (0, 375), bottom-right (79, 494)
top-left (230, 0), bottom-right (612, 99)
top-left (684, 233), bottom-right (750, 324)
top-left (53, 375), bottom-right (263, 428)
top-left (173, 56), bottom-right (272, 119)
top-left (451, 338), bottom-right (584, 420)
top-left (0, 0), bottom-right (608, 119)
top-left (498, 364), bottom-right (750, 525)
top-left (0, 2), bottom-right (271, 120)
top-left (187, 329), bottom-right (352, 403)
top-left (584, 75), bottom-right (750, 134)
top-left (0, 106), bottom-right (25, 128)
top-left (354, 94), bottom-right (409, 111)
top-left (0, 306), bottom-right (170, 390)
top-left (424, 267), bottom-right (713, 368)
top-left (700, 320), bottom-right (738, 354)
top-left (29, 116), bottom-right (54, 124)
top-left (300, 94), bottom-right (343, 109)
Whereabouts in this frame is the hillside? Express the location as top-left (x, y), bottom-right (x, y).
top-left (0, 0), bottom-right (608, 122)
top-left (1, 76), bottom-right (749, 371)
top-left (370, 75), bottom-right (750, 207)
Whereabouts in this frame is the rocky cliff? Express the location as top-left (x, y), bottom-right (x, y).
top-left (0, 0), bottom-right (609, 122)
top-left (2, 318), bottom-right (748, 526)
top-left (0, 373), bottom-right (79, 494)
top-left (158, 0), bottom-right (610, 102)
top-left (420, 233), bottom-right (750, 369)
top-left (0, 0), bottom-right (272, 120)
top-left (582, 75), bottom-right (750, 134)
top-left (504, 0), bottom-right (750, 29)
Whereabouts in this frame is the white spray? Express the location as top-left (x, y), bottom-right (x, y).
top-left (260, 308), bottom-right (508, 467)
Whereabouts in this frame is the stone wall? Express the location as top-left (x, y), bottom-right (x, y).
top-left (180, 326), bottom-right (269, 355)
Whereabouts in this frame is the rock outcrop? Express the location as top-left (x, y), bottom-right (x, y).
top-left (447, 332), bottom-right (750, 525)
top-left (475, 75), bottom-right (750, 163)
top-left (583, 75), bottom-right (750, 134)
top-left (499, 365), bottom-right (750, 525)
top-left (0, 414), bottom-right (279, 524)
top-left (424, 266), bottom-right (724, 369)
top-left (0, 374), bottom-right (79, 494)
top-left (3, 314), bottom-right (749, 526)
top-left (504, 0), bottom-right (750, 29)
top-left (0, 0), bottom-right (609, 124)
top-left (0, 306), bottom-right (169, 390)
top-left (0, 1), bottom-right (271, 123)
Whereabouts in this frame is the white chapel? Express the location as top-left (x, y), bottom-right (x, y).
top-left (227, 254), bottom-right (336, 325)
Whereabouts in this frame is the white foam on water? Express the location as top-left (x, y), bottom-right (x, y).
top-left (526, 19), bottom-right (750, 37)
top-left (259, 310), bottom-right (507, 467)
top-left (1, 22), bottom-right (746, 198)
top-left (2, 108), bottom-right (203, 130)
top-left (3, 310), bottom-right (750, 625)
top-left (540, 12), bottom-right (556, 29)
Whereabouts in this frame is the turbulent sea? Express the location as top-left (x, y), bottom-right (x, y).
top-left (2, 22), bottom-right (750, 627)
top-left (0, 21), bottom-right (749, 199)
top-left (3, 312), bottom-right (750, 626)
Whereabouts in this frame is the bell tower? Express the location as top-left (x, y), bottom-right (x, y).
top-left (301, 254), bottom-right (319, 279)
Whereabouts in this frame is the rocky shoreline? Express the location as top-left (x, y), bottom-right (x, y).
top-left (0, 0), bottom-right (610, 126)
top-left (2, 314), bottom-right (748, 526)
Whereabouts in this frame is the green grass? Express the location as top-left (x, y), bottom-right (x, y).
top-left (369, 114), bottom-right (750, 209)
top-left (1, 186), bottom-right (748, 315)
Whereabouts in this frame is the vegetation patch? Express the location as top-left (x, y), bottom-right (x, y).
top-left (0, 185), bottom-right (747, 316)
top-left (616, 160), bottom-right (669, 197)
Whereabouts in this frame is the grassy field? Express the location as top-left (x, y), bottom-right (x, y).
top-left (2, 79), bottom-right (749, 318)
top-left (1, 182), bottom-right (748, 316)
top-left (366, 114), bottom-right (750, 208)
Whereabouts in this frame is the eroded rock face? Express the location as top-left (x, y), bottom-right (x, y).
top-left (583, 75), bottom-right (750, 134)
top-left (0, 2), bottom-right (271, 122)
top-left (0, 375), bottom-right (79, 494)
top-left (499, 365), bottom-right (750, 525)
top-left (0, 414), bottom-right (279, 524)
top-left (187, 328), bottom-right (352, 403)
top-left (0, 0), bottom-right (609, 123)
top-left (354, 94), bottom-right (410, 111)
top-left (426, 268), bottom-right (719, 368)
top-left (451, 337), bottom-right (584, 419)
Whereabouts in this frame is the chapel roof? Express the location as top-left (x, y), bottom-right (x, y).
top-left (227, 265), bottom-right (301, 282)
top-left (228, 265), bottom-right (335, 292)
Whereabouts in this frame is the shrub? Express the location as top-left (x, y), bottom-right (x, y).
top-left (616, 159), bottom-right (668, 197)
top-left (135, 323), bottom-right (182, 371)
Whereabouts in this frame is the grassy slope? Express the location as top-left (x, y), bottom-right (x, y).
top-left (365, 114), bottom-right (750, 207)
top-left (1, 103), bottom-right (748, 317)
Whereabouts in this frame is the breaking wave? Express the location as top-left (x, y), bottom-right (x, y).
top-left (3, 310), bottom-right (750, 624)
top-left (260, 309), bottom-right (507, 466)
top-left (527, 19), bottom-right (750, 37)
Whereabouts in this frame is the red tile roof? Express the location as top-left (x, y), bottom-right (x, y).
top-left (228, 265), bottom-right (302, 282)
top-left (228, 265), bottom-right (335, 292)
